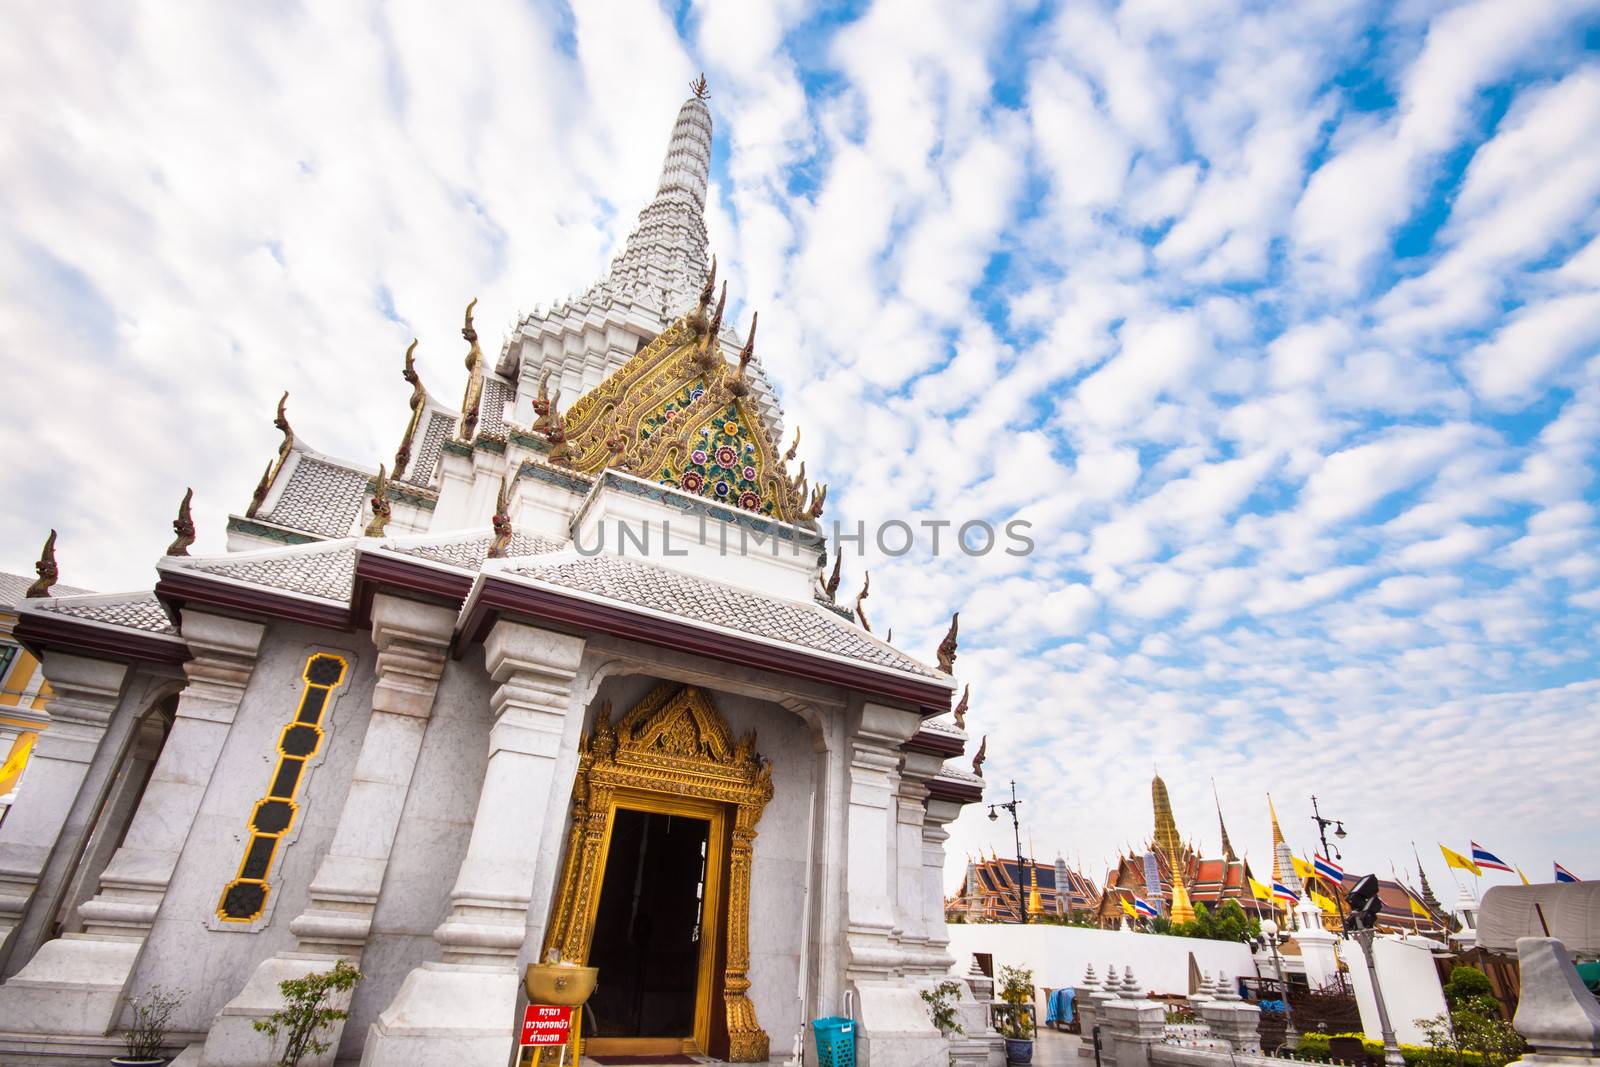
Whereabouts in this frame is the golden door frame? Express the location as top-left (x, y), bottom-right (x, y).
top-left (544, 683), bottom-right (774, 1062)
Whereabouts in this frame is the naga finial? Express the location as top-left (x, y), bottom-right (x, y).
top-left (246, 459), bottom-right (273, 518)
top-left (806, 483), bottom-right (828, 520)
top-left (785, 426), bottom-right (801, 462)
top-left (458, 298), bottom-right (485, 442)
top-left (825, 552), bottom-right (842, 599)
top-left (972, 734), bottom-right (987, 778)
top-left (487, 471), bottom-right (514, 558)
top-left (691, 73), bottom-right (709, 100)
top-left (167, 487), bottom-right (196, 556)
top-left (729, 312), bottom-right (757, 397)
top-left (708, 280), bottom-right (727, 340)
top-left (937, 612), bottom-right (960, 674)
top-left (365, 464), bottom-right (392, 537)
top-left (696, 255), bottom-right (718, 323)
top-left (25, 529), bottom-right (58, 598)
top-left (247, 391), bottom-right (295, 518)
top-left (854, 571), bottom-right (871, 632)
top-left (953, 684), bottom-right (970, 730)
top-left (393, 339), bottom-right (425, 480)
top-left (532, 370), bottom-right (559, 433)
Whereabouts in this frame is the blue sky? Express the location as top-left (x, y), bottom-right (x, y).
top-left (2, 0), bottom-right (1597, 895)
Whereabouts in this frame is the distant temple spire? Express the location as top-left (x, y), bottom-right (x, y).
top-left (1213, 779), bottom-right (1236, 862)
top-left (1152, 773), bottom-right (1182, 860)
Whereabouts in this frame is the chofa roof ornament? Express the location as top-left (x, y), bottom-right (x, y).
top-left (392, 339), bottom-right (425, 480)
top-left (457, 297), bottom-right (484, 442)
top-left (25, 529), bottom-right (58, 598)
top-left (167, 488), bottom-right (196, 556)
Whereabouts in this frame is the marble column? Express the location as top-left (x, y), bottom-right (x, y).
top-left (201, 595), bottom-right (455, 1067)
top-left (361, 620), bottom-right (585, 1067)
top-left (0, 653), bottom-right (129, 957)
top-left (0, 611), bottom-right (264, 1037)
top-left (845, 702), bottom-right (946, 1067)
top-left (920, 795), bottom-right (962, 978)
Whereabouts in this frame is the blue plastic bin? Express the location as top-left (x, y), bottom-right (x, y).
top-left (812, 1015), bottom-right (857, 1067)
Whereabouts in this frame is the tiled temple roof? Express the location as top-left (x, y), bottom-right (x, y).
top-left (504, 554), bottom-right (940, 679)
top-left (35, 591), bottom-right (177, 636)
top-left (0, 572), bottom-right (93, 610)
top-left (389, 531), bottom-right (565, 571)
top-left (404, 410), bottom-right (456, 488)
top-left (264, 456), bottom-right (367, 538)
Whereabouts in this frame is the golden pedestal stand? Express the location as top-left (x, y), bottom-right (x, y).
top-left (521, 963), bottom-right (598, 1066)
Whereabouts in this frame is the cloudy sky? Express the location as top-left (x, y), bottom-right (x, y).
top-left (4, 0), bottom-right (1598, 896)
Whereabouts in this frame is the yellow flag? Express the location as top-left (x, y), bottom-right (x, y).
top-left (1119, 896), bottom-right (1137, 918)
top-left (1517, 867), bottom-right (1531, 886)
top-left (1409, 895), bottom-right (1430, 918)
top-left (1308, 889), bottom-right (1339, 914)
top-left (1292, 856), bottom-right (1317, 882)
top-left (0, 732), bottom-right (37, 795)
top-left (1440, 843), bottom-right (1483, 877)
top-left (1249, 877), bottom-right (1273, 902)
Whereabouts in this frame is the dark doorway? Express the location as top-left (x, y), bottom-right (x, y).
top-left (587, 808), bottom-right (712, 1040)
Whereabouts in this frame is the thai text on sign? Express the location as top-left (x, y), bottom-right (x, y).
top-left (520, 1004), bottom-right (573, 1046)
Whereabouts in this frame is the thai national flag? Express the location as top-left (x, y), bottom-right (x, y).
top-left (1471, 842), bottom-right (1513, 873)
top-left (1272, 881), bottom-right (1299, 905)
top-left (1314, 854), bottom-right (1344, 882)
top-left (1133, 896), bottom-right (1159, 919)
top-left (1554, 863), bottom-right (1581, 883)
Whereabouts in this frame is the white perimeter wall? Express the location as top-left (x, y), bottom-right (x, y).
top-left (945, 923), bottom-right (1258, 1000)
top-left (1343, 935), bottom-right (1448, 1046)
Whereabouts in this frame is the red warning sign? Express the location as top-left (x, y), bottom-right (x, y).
top-left (520, 1004), bottom-right (573, 1046)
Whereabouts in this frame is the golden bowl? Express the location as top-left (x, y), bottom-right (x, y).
top-left (524, 963), bottom-right (599, 1006)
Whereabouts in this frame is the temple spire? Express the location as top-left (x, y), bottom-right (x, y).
top-left (1213, 778), bottom-right (1236, 862)
top-left (1152, 773), bottom-right (1182, 860)
top-left (584, 86), bottom-right (713, 316)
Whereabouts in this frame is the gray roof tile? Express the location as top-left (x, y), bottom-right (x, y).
top-left (37, 592), bottom-right (177, 636)
top-left (191, 545), bottom-right (357, 602)
top-left (506, 555), bottom-right (939, 678)
top-left (405, 411), bottom-right (456, 487)
top-left (392, 531), bottom-right (565, 570)
top-left (0, 572), bottom-right (94, 611)
top-left (265, 456), bottom-right (368, 538)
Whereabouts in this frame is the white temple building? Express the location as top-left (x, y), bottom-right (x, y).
top-left (0, 81), bottom-right (983, 1066)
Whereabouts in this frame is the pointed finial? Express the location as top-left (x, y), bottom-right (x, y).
top-left (691, 73), bottom-right (709, 99)
top-left (824, 552), bottom-right (842, 599)
top-left (936, 612), bottom-right (960, 673)
top-left (953, 684), bottom-right (970, 729)
top-left (854, 570), bottom-right (871, 632)
top-left (167, 488), bottom-right (196, 556)
top-left (365, 465), bottom-right (392, 537)
top-left (886, 628), bottom-right (893, 643)
top-left (458, 298), bottom-right (485, 441)
top-left (697, 255), bottom-right (718, 320)
top-left (806, 483), bottom-right (827, 520)
top-left (274, 390), bottom-right (291, 436)
top-left (25, 529), bottom-right (58, 598)
top-left (972, 734), bottom-right (987, 777)
top-left (709, 280), bottom-right (727, 338)
top-left (247, 459), bottom-right (273, 518)
top-left (487, 471), bottom-right (514, 558)
top-left (738, 312), bottom-right (757, 375)
top-left (785, 426), bottom-right (801, 462)
top-left (393, 339), bottom-right (425, 480)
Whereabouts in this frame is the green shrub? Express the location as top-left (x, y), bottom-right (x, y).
top-left (253, 959), bottom-right (364, 1067)
top-left (1443, 967), bottom-right (1493, 1008)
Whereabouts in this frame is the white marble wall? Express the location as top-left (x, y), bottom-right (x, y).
top-left (339, 644), bottom-right (493, 1057)
top-left (125, 622), bottom-right (375, 1034)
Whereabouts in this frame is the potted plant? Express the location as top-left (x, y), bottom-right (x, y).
top-left (253, 959), bottom-right (363, 1067)
top-left (997, 964), bottom-right (1037, 1065)
top-left (114, 985), bottom-right (184, 1066)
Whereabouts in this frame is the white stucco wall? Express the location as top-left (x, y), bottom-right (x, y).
top-left (128, 621), bottom-right (375, 1035)
top-left (1344, 934), bottom-right (1448, 1046)
top-left (945, 923), bottom-right (1258, 1000)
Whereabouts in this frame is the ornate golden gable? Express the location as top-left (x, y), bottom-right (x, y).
top-left (552, 309), bottom-right (818, 525)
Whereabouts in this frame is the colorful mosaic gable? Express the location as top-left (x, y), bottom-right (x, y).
top-left (552, 296), bottom-right (821, 526)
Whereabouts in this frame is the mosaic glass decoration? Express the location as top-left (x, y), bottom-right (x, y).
top-left (660, 402), bottom-right (774, 515)
top-left (216, 652), bottom-right (348, 923)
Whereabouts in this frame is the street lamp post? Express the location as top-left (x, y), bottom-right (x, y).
top-left (987, 780), bottom-right (1027, 924)
top-left (1350, 925), bottom-right (1406, 1067)
top-left (1310, 795), bottom-right (1349, 932)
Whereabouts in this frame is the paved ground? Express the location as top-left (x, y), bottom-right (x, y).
top-left (1034, 1028), bottom-right (1090, 1066)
